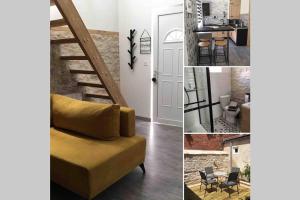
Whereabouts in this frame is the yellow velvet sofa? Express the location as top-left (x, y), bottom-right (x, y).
top-left (50, 94), bottom-right (146, 199)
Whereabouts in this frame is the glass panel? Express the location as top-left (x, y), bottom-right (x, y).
top-left (164, 29), bottom-right (183, 43)
top-left (184, 67), bottom-right (212, 132)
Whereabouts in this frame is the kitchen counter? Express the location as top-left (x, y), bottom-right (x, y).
top-left (193, 25), bottom-right (234, 33)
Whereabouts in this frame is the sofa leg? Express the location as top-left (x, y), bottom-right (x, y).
top-left (139, 163), bottom-right (146, 174)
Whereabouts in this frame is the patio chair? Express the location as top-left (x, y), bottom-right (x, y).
top-left (231, 167), bottom-right (241, 186)
top-left (205, 166), bottom-right (217, 179)
top-left (231, 167), bottom-right (240, 173)
top-left (220, 171), bottom-right (239, 198)
top-left (199, 171), bottom-right (218, 196)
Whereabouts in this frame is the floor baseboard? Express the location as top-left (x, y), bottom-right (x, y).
top-left (136, 116), bottom-right (151, 122)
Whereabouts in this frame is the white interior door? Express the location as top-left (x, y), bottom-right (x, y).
top-left (153, 6), bottom-right (183, 127)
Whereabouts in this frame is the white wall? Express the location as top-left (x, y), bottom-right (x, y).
top-left (210, 68), bottom-right (231, 119)
top-left (50, 0), bottom-right (119, 32)
top-left (119, 0), bottom-right (183, 118)
top-left (240, 0), bottom-right (250, 14)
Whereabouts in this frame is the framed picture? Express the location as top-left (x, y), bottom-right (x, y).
top-left (140, 29), bottom-right (151, 54)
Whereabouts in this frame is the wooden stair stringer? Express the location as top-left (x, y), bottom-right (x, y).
top-left (53, 0), bottom-right (127, 106)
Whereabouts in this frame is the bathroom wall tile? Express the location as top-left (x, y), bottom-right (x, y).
top-left (231, 67), bottom-right (250, 104)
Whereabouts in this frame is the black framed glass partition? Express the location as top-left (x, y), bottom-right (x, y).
top-left (184, 67), bottom-right (221, 133)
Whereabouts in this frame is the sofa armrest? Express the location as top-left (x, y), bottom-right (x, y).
top-left (120, 107), bottom-right (136, 137)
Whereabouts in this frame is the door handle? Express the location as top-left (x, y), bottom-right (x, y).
top-left (152, 70), bottom-right (158, 83)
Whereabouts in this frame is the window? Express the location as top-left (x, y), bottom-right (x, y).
top-left (233, 146), bottom-right (239, 154)
top-left (164, 29), bottom-right (183, 43)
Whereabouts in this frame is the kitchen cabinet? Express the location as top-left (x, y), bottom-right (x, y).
top-left (212, 31), bottom-right (227, 38)
top-left (229, 0), bottom-right (241, 19)
top-left (229, 30), bottom-right (237, 43)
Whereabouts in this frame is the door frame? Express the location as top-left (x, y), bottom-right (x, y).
top-left (151, 4), bottom-right (183, 127)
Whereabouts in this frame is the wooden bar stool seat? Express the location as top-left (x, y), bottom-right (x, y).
top-left (215, 37), bottom-right (225, 41)
top-left (198, 40), bottom-right (212, 65)
top-left (214, 38), bottom-right (228, 65)
top-left (215, 40), bottom-right (227, 47)
top-left (198, 41), bottom-right (210, 47)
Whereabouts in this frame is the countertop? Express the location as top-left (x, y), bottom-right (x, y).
top-left (193, 24), bottom-right (248, 33)
top-left (193, 25), bottom-right (234, 33)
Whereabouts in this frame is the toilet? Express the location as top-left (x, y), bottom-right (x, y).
top-left (220, 95), bottom-right (240, 124)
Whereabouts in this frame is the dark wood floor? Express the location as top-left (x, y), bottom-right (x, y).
top-left (51, 119), bottom-right (183, 200)
top-left (199, 40), bottom-right (250, 66)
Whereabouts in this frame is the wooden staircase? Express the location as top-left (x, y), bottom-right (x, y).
top-left (50, 0), bottom-right (127, 106)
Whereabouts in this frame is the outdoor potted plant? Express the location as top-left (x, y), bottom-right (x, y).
top-left (242, 164), bottom-right (251, 182)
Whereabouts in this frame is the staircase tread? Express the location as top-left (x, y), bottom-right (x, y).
top-left (85, 92), bottom-right (111, 99)
top-left (69, 69), bottom-right (96, 74)
top-left (51, 38), bottom-right (78, 44)
top-left (50, 19), bottom-right (66, 27)
top-left (60, 56), bottom-right (88, 60)
top-left (77, 81), bottom-right (104, 88)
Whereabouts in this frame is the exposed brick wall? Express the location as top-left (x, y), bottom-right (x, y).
top-left (184, 152), bottom-right (229, 185)
top-left (50, 27), bottom-right (120, 103)
top-left (231, 67), bottom-right (250, 104)
top-left (184, 134), bottom-right (237, 150)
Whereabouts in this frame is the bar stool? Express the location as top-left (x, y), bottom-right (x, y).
top-left (198, 39), bottom-right (212, 65)
top-left (214, 38), bottom-right (228, 65)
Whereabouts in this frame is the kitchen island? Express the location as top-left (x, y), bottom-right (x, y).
top-left (193, 25), bottom-right (234, 65)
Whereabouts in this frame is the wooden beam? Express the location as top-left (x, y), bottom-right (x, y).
top-left (60, 56), bottom-right (87, 60)
top-left (50, 19), bottom-right (67, 27)
top-left (69, 69), bottom-right (96, 74)
top-left (78, 82), bottom-right (104, 88)
top-left (50, 0), bottom-right (55, 6)
top-left (54, 0), bottom-right (127, 106)
top-left (51, 38), bottom-right (78, 44)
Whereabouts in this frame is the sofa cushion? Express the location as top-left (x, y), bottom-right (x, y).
top-left (50, 128), bottom-right (146, 199)
top-left (51, 94), bottom-right (120, 140)
top-left (120, 107), bottom-right (135, 137)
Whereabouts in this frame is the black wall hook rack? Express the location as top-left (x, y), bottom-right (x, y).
top-left (127, 29), bottom-right (136, 70)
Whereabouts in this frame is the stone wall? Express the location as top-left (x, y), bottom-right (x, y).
top-left (231, 67), bottom-right (250, 104)
top-left (202, 0), bottom-right (229, 25)
top-left (184, 150), bottom-right (229, 185)
top-left (50, 27), bottom-right (120, 103)
top-left (185, 0), bottom-right (199, 66)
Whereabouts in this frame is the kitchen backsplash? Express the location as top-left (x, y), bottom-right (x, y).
top-left (202, 0), bottom-right (229, 25)
top-left (240, 14), bottom-right (249, 26)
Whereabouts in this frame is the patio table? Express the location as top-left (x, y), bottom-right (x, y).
top-left (214, 171), bottom-right (227, 177)
top-left (214, 171), bottom-right (228, 183)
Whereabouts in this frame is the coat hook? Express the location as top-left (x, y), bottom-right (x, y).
top-left (127, 29), bottom-right (136, 70)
